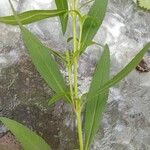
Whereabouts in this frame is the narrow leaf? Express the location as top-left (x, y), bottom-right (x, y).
top-left (0, 117), bottom-right (51, 150)
top-left (48, 49), bottom-right (66, 62)
top-left (7, 0), bottom-right (70, 102)
top-left (21, 26), bottom-right (70, 101)
top-left (94, 42), bottom-right (150, 98)
top-left (0, 9), bottom-right (66, 25)
top-left (48, 93), bottom-right (65, 106)
top-left (67, 37), bottom-right (74, 43)
top-left (55, 0), bottom-right (68, 34)
top-left (80, 0), bottom-right (108, 54)
top-left (84, 45), bottom-right (110, 149)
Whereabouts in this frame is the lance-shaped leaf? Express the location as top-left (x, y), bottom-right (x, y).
top-left (48, 93), bottom-right (66, 106)
top-left (0, 9), bottom-right (66, 25)
top-left (55, 0), bottom-right (68, 34)
top-left (93, 42), bottom-right (150, 98)
top-left (80, 0), bottom-right (108, 54)
top-left (84, 45), bottom-right (110, 150)
top-left (7, 0), bottom-right (70, 102)
top-left (21, 26), bottom-right (70, 101)
top-left (0, 117), bottom-right (51, 150)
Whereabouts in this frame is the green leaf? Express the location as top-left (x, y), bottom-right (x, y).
top-left (0, 9), bottom-right (66, 25)
top-left (94, 42), bottom-right (150, 98)
top-left (84, 45), bottom-right (110, 150)
top-left (48, 93), bottom-right (65, 106)
top-left (21, 26), bottom-right (70, 102)
top-left (67, 37), bottom-right (74, 43)
top-left (48, 49), bottom-right (66, 62)
top-left (6, 0), bottom-right (70, 102)
top-left (89, 41), bottom-right (103, 47)
top-left (55, 0), bottom-right (68, 34)
top-left (79, 0), bottom-right (108, 55)
top-left (138, 0), bottom-right (150, 10)
top-left (0, 117), bottom-right (51, 150)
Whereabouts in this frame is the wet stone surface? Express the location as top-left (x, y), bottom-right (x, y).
top-left (0, 40), bottom-right (77, 149)
top-left (0, 47), bottom-right (52, 116)
top-left (11, 104), bottom-right (77, 150)
top-left (0, 132), bottom-right (22, 150)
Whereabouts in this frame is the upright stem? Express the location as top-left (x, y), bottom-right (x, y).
top-left (73, 0), bottom-right (78, 99)
top-left (66, 52), bottom-right (74, 103)
top-left (76, 105), bottom-right (84, 150)
top-left (72, 0), bottom-right (84, 150)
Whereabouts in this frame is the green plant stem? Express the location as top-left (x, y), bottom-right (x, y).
top-left (73, 7), bottom-right (78, 100)
top-left (76, 107), bottom-right (84, 150)
top-left (66, 52), bottom-right (74, 103)
top-left (78, 20), bottom-right (83, 52)
top-left (71, 1), bottom-right (84, 150)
